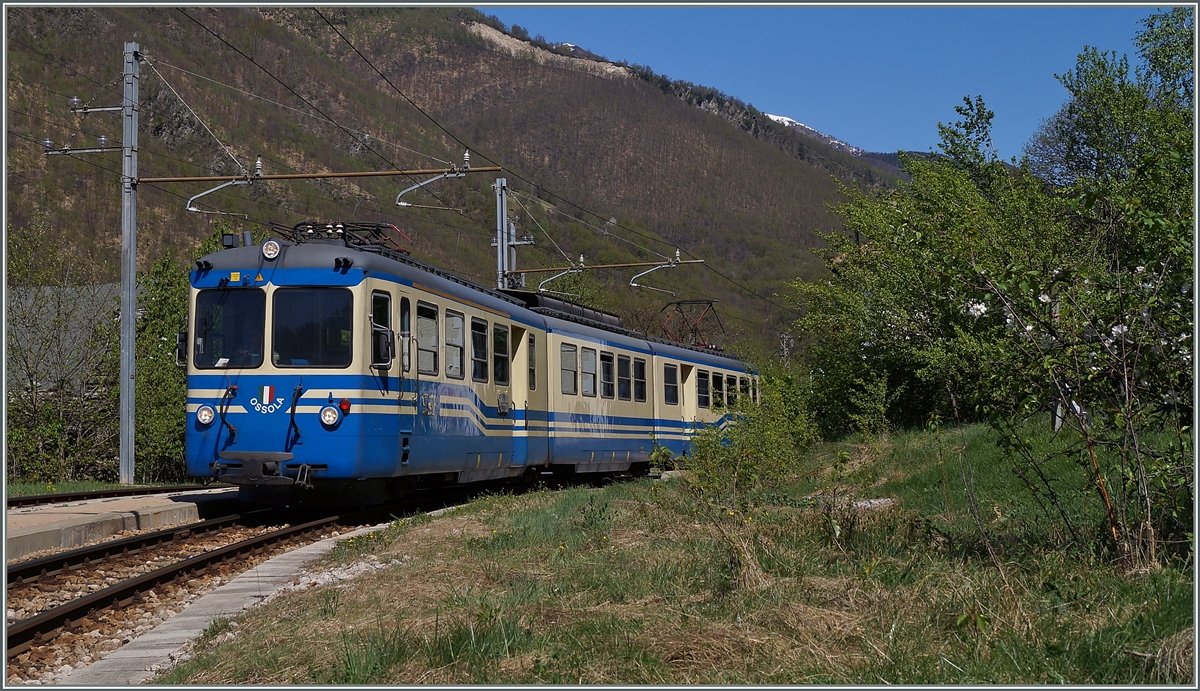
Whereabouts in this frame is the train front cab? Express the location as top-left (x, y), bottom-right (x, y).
top-left (185, 263), bottom-right (411, 504)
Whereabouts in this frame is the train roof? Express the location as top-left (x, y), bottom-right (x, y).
top-left (195, 235), bottom-right (751, 372)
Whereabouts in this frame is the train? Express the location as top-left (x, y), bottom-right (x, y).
top-left (181, 222), bottom-right (756, 505)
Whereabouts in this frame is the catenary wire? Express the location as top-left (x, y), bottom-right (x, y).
top-left (145, 60), bottom-right (247, 176)
top-left (177, 10), bottom-right (472, 223)
top-left (146, 57), bottom-right (451, 166)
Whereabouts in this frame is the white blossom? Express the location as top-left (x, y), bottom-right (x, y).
top-left (967, 301), bottom-right (987, 318)
top-left (1136, 265), bottom-right (1146, 273)
top-left (1038, 294), bottom-right (1051, 304)
top-left (1111, 324), bottom-right (1128, 337)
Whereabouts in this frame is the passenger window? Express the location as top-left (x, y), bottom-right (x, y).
top-left (471, 319), bottom-right (488, 382)
top-left (493, 324), bottom-right (510, 385)
top-left (600, 352), bottom-right (615, 399)
top-left (528, 335), bottom-right (536, 391)
top-left (664, 364), bottom-right (679, 405)
top-left (726, 375), bottom-right (738, 406)
top-left (740, 376), bottom-right (750, 398)
top-left (617, 355), bottom-right (632, 401)
top-left (633, 358), bottom-right (647, 402)
top-left (712, 374), bottom-right (724, 409)
top-left (697, 370), bottom-right (710, 409)
top-left (416, 303), bottom-right (438, 375)
top-left (444, 311), bottom-right (465, 379)
top-left (581, 348), bottom-right (597, 397)
top-left (560, 344), bottom-right (578, 395)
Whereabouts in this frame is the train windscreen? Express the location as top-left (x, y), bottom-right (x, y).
top-left (193, 288), bottom-right (265, 369)
top-left (273, 288), bottom-right (353, 367)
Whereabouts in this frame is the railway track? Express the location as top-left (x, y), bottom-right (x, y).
top-left (4, 475), bottom-right (592, 680)
top-left (6, 511), bottom-right (349, 661)
top-left (7, 484), bottom-right (230, 510)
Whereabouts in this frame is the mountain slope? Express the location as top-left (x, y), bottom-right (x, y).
top-left (5, 6), bottom-right (900, 354)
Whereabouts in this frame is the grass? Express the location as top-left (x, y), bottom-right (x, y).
top-left (4, 479), bottom-right (202, 497)
top-left (154, 423), bottom-right (1193, 684)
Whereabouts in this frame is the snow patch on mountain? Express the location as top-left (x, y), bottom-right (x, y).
top-left (765, 113), bottom-right (864, 156)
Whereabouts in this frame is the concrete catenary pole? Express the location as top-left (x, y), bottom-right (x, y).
top-left (119, 42), bottom-right (140, 484)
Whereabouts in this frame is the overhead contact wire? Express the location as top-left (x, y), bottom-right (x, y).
top-left (145, 60), bottom-right (247, 176)
top-left (176, 9), bottom-right (460, 214)
top-left (148, 58), bottom-right (450, 166)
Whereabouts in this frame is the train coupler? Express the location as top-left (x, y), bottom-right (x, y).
top-left (214, 451), bottom-right (296, 486)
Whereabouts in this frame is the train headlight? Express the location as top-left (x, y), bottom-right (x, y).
top-left (262, 239), bottom-right (281, 260)
top-left (196, 405), bottom-right (216, 426)
top-left (320, 406), bottom-right (340, 427)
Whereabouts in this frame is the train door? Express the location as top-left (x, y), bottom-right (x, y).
top-left (510, 327), bottom-right (548, 469)
top-left (396, 296), bottom-right (415, 473)
top-left (492, 322), bottom-right (515, 465)
top-left (367, 290), bottom-right (402, 476)
top-left (679, 364), bottom-right (697, 448)
top-left (655, 359), bottom-right (683, 456)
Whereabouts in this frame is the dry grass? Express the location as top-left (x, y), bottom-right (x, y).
top-left (1153, 626), bottom-right (1194, 683)
top-left (154, 434), bottom-right (1192, 685)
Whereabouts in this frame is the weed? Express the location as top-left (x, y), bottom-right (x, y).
top-left (202, 616), bottom-right (231, 639)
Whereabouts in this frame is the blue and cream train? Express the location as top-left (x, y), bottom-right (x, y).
top-left (183, 223), bottom-right (756, 505)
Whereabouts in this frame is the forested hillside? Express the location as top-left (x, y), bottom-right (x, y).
top-left (6, 6), bottom-right (900, 353)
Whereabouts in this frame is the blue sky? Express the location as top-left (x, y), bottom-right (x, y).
top-left (478, 4), bottom-right (1162, 160)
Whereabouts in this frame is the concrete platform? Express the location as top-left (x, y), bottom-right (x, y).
top-left (5, 488), bottom-right (243, 562)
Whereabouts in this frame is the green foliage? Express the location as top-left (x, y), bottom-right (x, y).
top-left (792, 9), bottom-right (1193, 563)
top-left (6, 213), bottom-right (120, 483)
top-left (684, 367), bottom-right (818, 509)
top-left (847, 371), bottom-right (905, 439)
top-left (134, 251), bottom-right (190, 482)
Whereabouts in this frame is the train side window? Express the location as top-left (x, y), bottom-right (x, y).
top-left (415, 303), bottom-right (438, 375)
top-left (580, 347), bottom-right (597, 397)
top-left (663, 364), bottom-right (679, 405)
top-left (712, 373), bottom-right (724, 409)
top-left (444, 311), bottom-right (465, 379)
top-left (617, 355), bottom-right (632, 401)
top-left (633, 358), bottom-right (647, 402)
top-left (528, 335), bottom-right (536, 391)
top-left (471, 318), bottom-right (488, 382)
top-left (751, 378), bottom-right (759, 403)
top-left (697, 370), bottom-right (710, 408)
top-left (740, 376), bottom-right (750, 399)
top-left (400, 298), bottom-right (411, 372)
top-left (371, 292), bottom-right (393, 369)
top-left (560, 343), bottom-right (578, 395)
top-left (493, 324), bottom-right (510, 385)
top-left (726, 375), bottom-right (738, 406)
top-left (600, 352), bottom-right (615, 399)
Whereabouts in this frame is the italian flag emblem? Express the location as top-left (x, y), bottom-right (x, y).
top-left (259, 385), bottom-right (275, 402)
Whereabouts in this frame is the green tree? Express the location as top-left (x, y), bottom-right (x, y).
top-left (134, 252), bottom-right (190, 482)
top-left (133, 220), bottom-right (269, 482)
top-left (6, 213), bottom-right (120, 482)
top-left (792, 8), bottom-right (1192, 564)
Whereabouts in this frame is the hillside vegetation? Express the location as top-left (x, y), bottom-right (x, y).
top-left (6, 6), bottom-right (899, 350)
